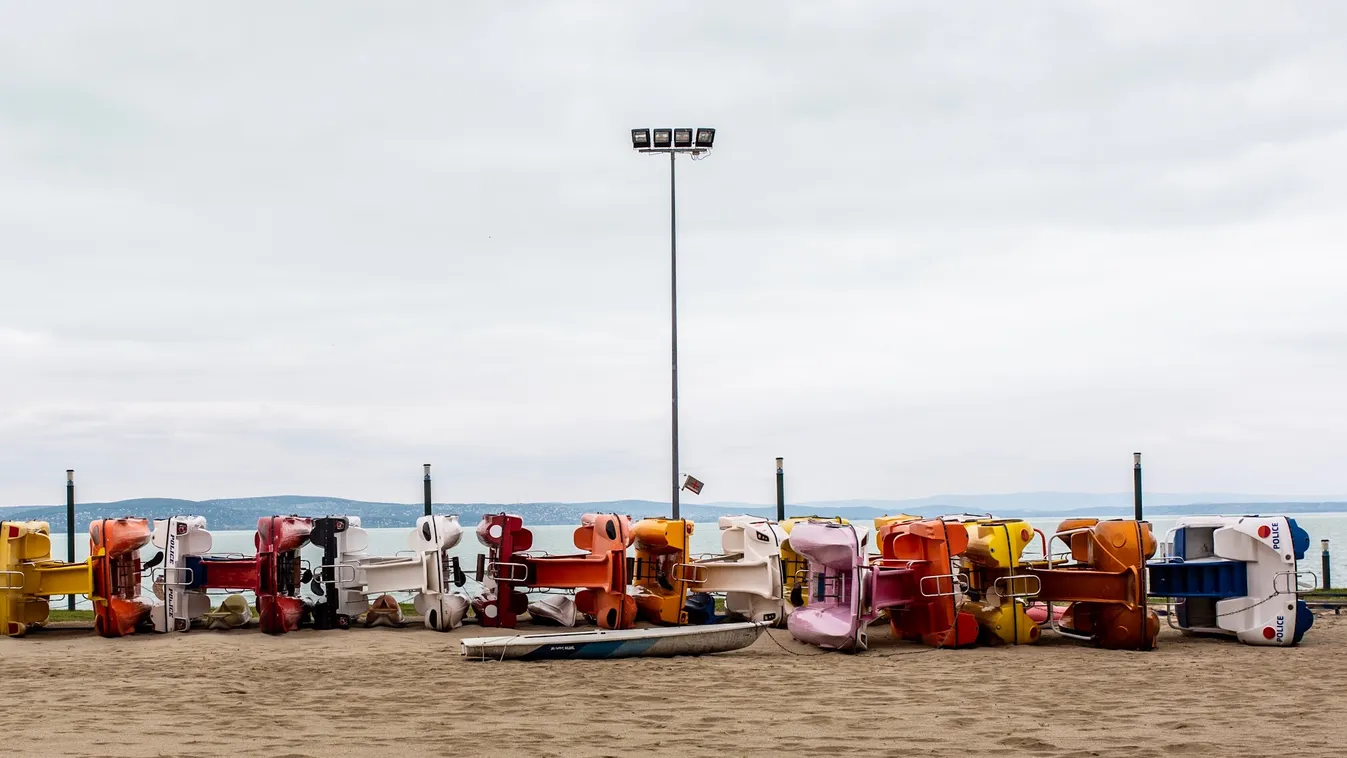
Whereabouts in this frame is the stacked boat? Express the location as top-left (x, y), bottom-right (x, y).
top-left (1, 513), bottom-right (473, 637)
top-left (0, 510), bottom-right (1320, 654)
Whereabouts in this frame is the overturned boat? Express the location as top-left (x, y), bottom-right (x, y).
top-left (2, 517), bottom-right (155, 638)
top-left (174, 515), bottom-right (313, 635)
top-left (631, 517), bottom-right (696, 625)
top-left (308, 514), bottom-right (468, 631)
top-left (683, 515), bottom-right (791, 626)
top-left (475, 512), bottom-right (636, 629)
top-left (148, 515), bottom-right (214, 633)
top-left (1148, 515), bottom-right (1314, 645)
top-left (461, 621), bottom-right (765, 661)
top-left (786, 518), bottom-right (977, 652)
top-left (962, 517), bottom-right (1159, 650)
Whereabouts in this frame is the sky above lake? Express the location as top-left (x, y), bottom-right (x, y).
top-left (2, 2), bottom-right (1345, 506)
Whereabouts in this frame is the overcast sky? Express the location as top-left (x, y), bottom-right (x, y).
top-left (2, 2), bottom-right (1345, 506)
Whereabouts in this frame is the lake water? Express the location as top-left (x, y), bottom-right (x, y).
top-left (43, 512), bottom-right (1346, 611)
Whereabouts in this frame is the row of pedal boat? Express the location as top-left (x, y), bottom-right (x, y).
top-left (0, 511), bottom-right (1316, 656)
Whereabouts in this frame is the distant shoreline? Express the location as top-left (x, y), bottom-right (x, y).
top-left (3, 494), bottom-right (1346, 531)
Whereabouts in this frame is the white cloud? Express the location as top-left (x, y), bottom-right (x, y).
top-left (1, 2), bottom-right (1344, 505)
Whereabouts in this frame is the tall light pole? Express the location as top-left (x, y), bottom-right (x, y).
top-left (631, 127), bottom-right (716, 520)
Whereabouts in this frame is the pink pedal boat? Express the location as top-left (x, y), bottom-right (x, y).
top-left (786, 521), bottom-right (872, 650)
top-left (786, 518), bottom-right (975, 652)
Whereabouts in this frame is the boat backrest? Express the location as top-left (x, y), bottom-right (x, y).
top-left (409, 515), bottom-right (463, 552)
top-left (7, 521), bottom-right (54, 562)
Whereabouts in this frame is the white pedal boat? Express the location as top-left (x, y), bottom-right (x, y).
top-left (313, 514), bottom-right (470, 631)
top-left (682, 515), bottom-right (790, 625)
top-left (148, 515), bottom-right (214, 633)
top-left (461, 621), bottom-right (766, 661)
top-left (1148, 515), bottom-right (1315, 645)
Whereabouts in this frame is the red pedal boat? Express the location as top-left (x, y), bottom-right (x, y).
top-left (474, 513), bottom-right (636, 629)
top-left (184, 515), bottom-right (313, 634)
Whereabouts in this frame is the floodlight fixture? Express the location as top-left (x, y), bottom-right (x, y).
top-left (673, 128), bottom-right (693, 148)
top-left (631, 128), bottom-right (651, 150)
top-left (694, 128), bottom-right (716, 149)
top-left (652, 128), bottom-right (673, 148)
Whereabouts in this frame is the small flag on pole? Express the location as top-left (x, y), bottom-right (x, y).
top-left (681, 474), bottom-right (704, 495)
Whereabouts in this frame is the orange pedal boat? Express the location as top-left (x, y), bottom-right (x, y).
top-left (964, 518), bottom-right (1159, 650)
top-left (90, 517), bottom-right (157, 637)
top-left (876, 518), bottom-right (979, 648)
top-left (474, 513), bottom-right (636, 629)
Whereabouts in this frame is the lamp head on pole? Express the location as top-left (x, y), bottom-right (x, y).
top-left (630, 126), bottom-right (715, 155)
top-left (1133, 452), bottom-right (1141, 467)
top-left (775, 457), bottom-right (783, 472)
top-left (1323, 539), bottom-right (1331, 551)
top-left (66, 469), bottom-right (74, 484)
top-left (423, 463), bottom-right (431, 479)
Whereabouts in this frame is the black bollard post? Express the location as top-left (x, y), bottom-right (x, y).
top-left (423, 464), bottom-right (432, 518)
top-left (776, 457), bottom-right (785, 522)
top-left (1323, 540), bottom-right (1332, 590)
top-left (66, 469), bottom-right (75, 611)
top-left (1133, 452), bottom-right (1143, 522)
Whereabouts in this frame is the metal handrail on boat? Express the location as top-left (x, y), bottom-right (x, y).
top-left (872, 558), bottom-right (927, 570)
top-left (919, 572), bottom-right (969, 598)
top-left (1045, 527), bottom-right (1097, 569)
top-left (151, 565), bottom-right (197, 587)
top-left (488, 561), bottom-right (529, 582)
top-left (672, 563), bottom-right (709, 585)
top-left (1276, 570), bottom-right (1318, 595)
top-left (313, 563), bottom-right (360, 584)
top-left (992, 573), bottom-right (1041, 599)
top-left (1049, 604), bottom-right (1097, 642)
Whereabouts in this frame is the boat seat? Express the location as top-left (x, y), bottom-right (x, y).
top-left (1148, 558), bottom-right (1248, 598)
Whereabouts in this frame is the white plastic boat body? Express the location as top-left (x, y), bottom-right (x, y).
top-left (528, 594), bottom-right (580, 626)
top-left (1149, 515), bottom-right (1314, 646)
top-left (327, 515), bottom-right (468, 630)
top-left (461, 621), bottom-right (765, 661)
top-left (150, 515), bottom-right (212, 633)
top-left (686, 516), bottom-right (790, 625)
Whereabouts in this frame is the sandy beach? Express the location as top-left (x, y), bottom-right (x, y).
top-left (2, 613), bottom-right (1344, 758)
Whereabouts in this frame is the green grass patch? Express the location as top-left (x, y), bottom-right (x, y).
top-left (1304, 589), bottom-right (1347, 599)
top-left (46, 609), bottom-right (95, 622)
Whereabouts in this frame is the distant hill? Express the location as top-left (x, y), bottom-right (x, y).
top-left (2, 493), bottom-right (1344, 531)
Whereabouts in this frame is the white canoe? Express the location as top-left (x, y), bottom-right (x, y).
top-left (461, 622), bottom-right (765, 661)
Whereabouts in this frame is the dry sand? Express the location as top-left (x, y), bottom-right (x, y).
top-left (3, 613), bottom-right (1345, 758)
